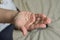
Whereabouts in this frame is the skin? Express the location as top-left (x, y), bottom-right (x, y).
top-left (14, 11), bottom-right (51, 36)
top-left (0, 8), bottom-right (51, 36)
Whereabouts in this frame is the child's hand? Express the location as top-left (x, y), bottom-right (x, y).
top-left (14, 11), bottom-right (51, 36)
top-left (25, 14), bottom-right (51, 30)
top-left (14, 11), bottom-right (35, 35)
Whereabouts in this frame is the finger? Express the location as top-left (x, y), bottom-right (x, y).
top-left (38, 14), bottom-right (47, 23)
top-left (35, 14), bottom-right (39, 18)
top-left (35, 14), bottom-right (47, 24)
top-left (35, 17), bottom-right (41, 24)
top-left (29, 14), bottom-right (35, 26)
top-left (25, 14), bottom-right (35, 30)
top-left (38, 14), bottom-right (46, 18)
top-left (43, 18), bottom-right (51, 24)
top-left (41, 14), bottom-right (46, 18)
top-left (28, 24), bottom-right (35, 31)
top-left (34, 24), bottom-right (46, 29)
top-left (29, 24), bottom-right (46, 30)
top-left (21, 26), bottom-right (28, 36)
top-left (26, 13), bottom-right (35, 27)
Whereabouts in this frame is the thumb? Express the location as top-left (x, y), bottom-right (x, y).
top-left (21, 26), bottom-right (28, 36)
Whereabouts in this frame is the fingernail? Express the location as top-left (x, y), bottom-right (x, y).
top-left (40, 24), bottom-right (46, 28)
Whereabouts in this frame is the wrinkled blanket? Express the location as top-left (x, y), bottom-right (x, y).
top-left (13, 0), bottom-right (60, 40)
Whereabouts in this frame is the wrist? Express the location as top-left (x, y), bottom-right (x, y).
top-left (11, 10), bottom-right (19, 24)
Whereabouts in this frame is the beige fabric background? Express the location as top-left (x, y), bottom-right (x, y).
top-left (13, 0), bottom-right (60, 40)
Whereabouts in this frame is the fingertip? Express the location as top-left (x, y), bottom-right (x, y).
top-left (21, 27), bottom-right (28, 36)
top-left (43, 17), bottom-right (51, 24)
top-left (42, 14), bottom-right (46, 18)
top-left (46, 18), bottom-right (51, 24)
top-left (39, 24), bottom-right (46, 28)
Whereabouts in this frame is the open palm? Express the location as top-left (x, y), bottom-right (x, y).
top-left (14, 11), bottom-right (51, 36)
